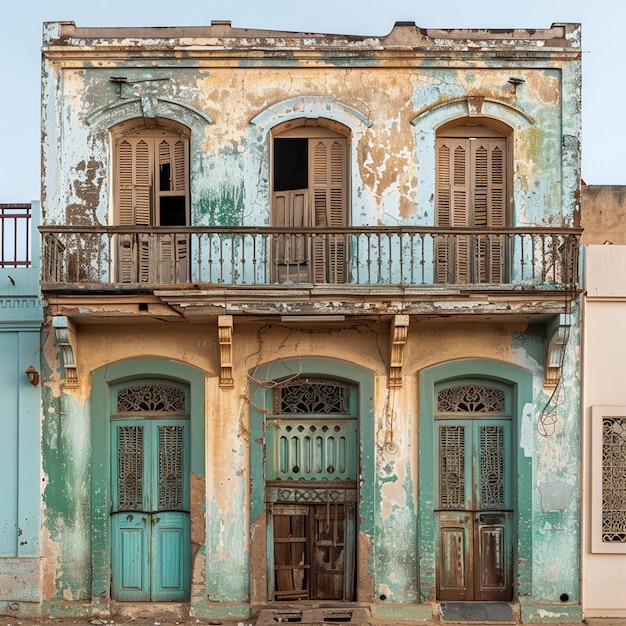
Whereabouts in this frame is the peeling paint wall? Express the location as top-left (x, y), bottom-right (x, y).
top-left (38, 19), bottom-right (582, 622)
top-left (37, 317), bottom-right (580, 616)
top-left (41, 23), bottom-right (581, 233)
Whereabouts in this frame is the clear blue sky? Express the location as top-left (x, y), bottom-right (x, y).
top-left (0, 0), bottom-right (620, 203)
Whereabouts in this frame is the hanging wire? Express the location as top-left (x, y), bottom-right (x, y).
top-left (536, 291), bottom-right (575, 437)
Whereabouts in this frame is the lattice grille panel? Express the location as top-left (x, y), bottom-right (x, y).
top-left (602, 417), bottom-right (626, 543)
top-left (158, 425), bottom-right (185, 510)
top-left (270, 420), bottom-right (356, 482)
top-left (438, 384), bottom-right (505, 414)
top-left (274, 379), bottom-right (350, 414)
top-left (479, 425), bottom-right (505, 509)
top-left (117, 384), bottom-right (185, 413)
top-left (118, 425), bottom-right (143, 510)
top-left (440, 425), bottom-right (465, 509)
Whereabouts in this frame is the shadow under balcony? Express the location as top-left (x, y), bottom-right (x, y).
top-left (39, 225), bottom-right (581, 321)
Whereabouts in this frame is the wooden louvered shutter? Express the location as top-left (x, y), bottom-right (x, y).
top-left (472, 139), bottom-right (506, 283)
top-left (311, 138), bottom-right (347, 284)
top-left (156, 137), bottom-right (189, 282)
top-left (116, 137), bottom-right (153, 283)
top-left (436, 134), bottom-right (508, 284)
top-left (436, 138), bottom-right (471, 283)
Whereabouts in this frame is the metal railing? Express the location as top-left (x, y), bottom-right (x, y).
top-left (39, 225), bottom-right (581, 289)
top-left (1, 204), bottom-right (31, 268)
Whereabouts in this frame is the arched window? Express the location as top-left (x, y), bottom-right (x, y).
top-left (112, 119), bottom-right (190, 283)
top-left (436, 123), bottom-right (510, 284)
top-left (271, 121), bottom-right (349, 284)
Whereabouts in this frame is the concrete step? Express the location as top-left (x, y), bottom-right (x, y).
top-left (254, 607), bottom-right (372, 626)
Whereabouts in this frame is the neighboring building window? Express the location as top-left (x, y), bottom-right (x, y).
top-left (113, 121), bottom-right (190, 283)
top-left (271, 123), bottom-right (348, 284)
top-left (436, 124), bottom-right (509, 284)
top-left (591, 406), bottom-right (626, 553)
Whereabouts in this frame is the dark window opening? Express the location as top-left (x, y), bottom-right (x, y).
top-left (160, 197), bottom-right (187, 226)
top-left (159, 163), bottom-right (172, 191)
top-left (274, 138), bottom-right (308, 191)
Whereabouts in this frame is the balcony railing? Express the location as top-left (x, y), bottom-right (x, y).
top-left (40, 225), bottom-right (581, 290)
top-left (1, 204), bottom-right (32, 268)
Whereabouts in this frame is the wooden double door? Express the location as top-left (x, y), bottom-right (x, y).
top-left (111, 418), bottom-right (190, 601)
top-left (436, 418), bottom-right (513, 601)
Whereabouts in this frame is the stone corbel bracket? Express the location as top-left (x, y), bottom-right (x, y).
top-left (218, 315), bottom-right (234, 388)
top-left (545, 314), bottom-right (570, 388)
top-left (52, 315), bottom-right (78, 387)
top-left (389, 314), bottom-right (409, 388)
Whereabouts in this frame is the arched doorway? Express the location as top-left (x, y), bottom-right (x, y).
top-left (90, 358), bottom-right (206, 605)
top-left (265, 377), bottom-right (358, 600)
top-left (110, 380), bottom-right (191, 601)
top-left (434, 379), bottom-right (513, 601)
top-left (249, 358), bottom-right (375, 605)
top-left (435, 123), bottom-right (511, 284)
top-left (418, 359), bottom-right (533, 605)
top-left (111, 118), bottom-right (190, 283)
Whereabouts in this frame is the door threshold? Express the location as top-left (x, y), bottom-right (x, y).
top-left (109, 601), bottom-right (190, 620)
top-left (439, 601), bottom-right (516, 623)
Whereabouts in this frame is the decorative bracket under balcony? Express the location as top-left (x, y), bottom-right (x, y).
top-left (544, 313), bottom-right (570, 388)
top-left (389, 314), bottom-right (409, 388)
top-left (52, 315), bottom-right (78, 387)
top-left (218, 315), bottom-right (234, 388)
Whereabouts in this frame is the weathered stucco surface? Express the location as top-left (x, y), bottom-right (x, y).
top-left (34, 18), bottom-right (582, 622)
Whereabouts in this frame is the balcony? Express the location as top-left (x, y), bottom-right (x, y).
top-left (1, 204), bottom-right (32, 268)
top-left (40, 225), bottom-right (581, 320)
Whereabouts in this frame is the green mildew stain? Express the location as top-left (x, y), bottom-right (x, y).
top-left (523, 125), bottom-right (544, 165)
top-left (196, 144), bottom-right (246, 225)
top-left (42, 387), bottom-right (92, 601)
top-left (206, 495), bottom-right (249, 602)
top-left (512, 326), bottom-right (545, 367)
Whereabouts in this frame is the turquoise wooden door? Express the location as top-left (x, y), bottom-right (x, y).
top-left (111, 418), bottom-right (190, 601)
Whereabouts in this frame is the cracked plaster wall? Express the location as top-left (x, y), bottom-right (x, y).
top-left (37, 317), bottom-right (580, 609)
top-left (42, 63), bottom-right (579, 233)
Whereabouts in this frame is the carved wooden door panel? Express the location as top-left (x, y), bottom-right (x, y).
top-left (436, 421), bottom-right (512, 601)
top-left (435, 381), bottom-right (513, 602)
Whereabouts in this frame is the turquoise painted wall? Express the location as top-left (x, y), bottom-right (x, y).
top-left (0, 201), bottom-right (43, 612)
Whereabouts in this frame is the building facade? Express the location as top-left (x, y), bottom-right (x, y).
top-left (36, 20), bottom-right (582, 622)
top-left (0, 203), bottom-right (43, 611)
top-left (580, 186), bottom-right (626, 617)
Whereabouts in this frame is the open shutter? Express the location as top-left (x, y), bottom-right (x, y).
top-left (116, 137), bottom-right (152, 283)
top-left (115, 131), bottom-right (190, 284)
top-left (157, 137), bottom-right (189, 282)
top-left (436, 138), bottom-right (471, 283)
top-left (311, 138), bottom-right (347, 284)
